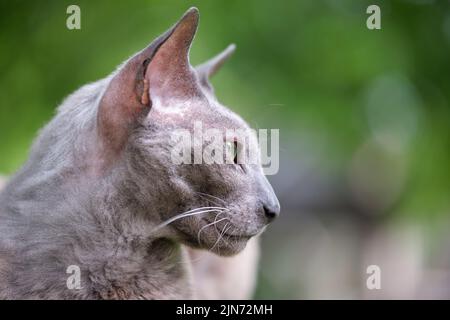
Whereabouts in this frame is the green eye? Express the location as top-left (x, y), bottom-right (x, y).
top-left (225, 141), bottom-right (238, 164)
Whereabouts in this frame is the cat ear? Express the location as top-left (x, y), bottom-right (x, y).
top-left (196, 44), bottom-right (236, 92)
top-left (145, 8), bottom-right (202, 104)
top-left (97, 7), bottom-right (200, 160)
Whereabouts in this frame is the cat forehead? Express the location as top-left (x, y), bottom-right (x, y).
top-left (149, 96), bottom-right (250, 131)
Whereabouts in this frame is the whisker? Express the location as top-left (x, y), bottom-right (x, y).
top-left (197, 215), bottom-right (229, 244)
top-left (185, 206), bottom-right (228, 212)
top-left (151, 208), bottom-right (226, 233)
top-left (218, 224), bottom-right (233, 255)
top-left (222, 226), bottom-right (238, 246)
top-left (210, 222), bottom-right (231, 252)
top-left (197, 195), bottom-right (222, 207)
top-left (196, 192), bottom-right (227, 205)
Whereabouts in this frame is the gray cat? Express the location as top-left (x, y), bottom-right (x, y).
top-left (0, 7), bottom-right (279, 299)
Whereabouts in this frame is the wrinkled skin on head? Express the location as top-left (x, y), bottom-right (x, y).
top-left (97, 8), bottom-right (280, 256)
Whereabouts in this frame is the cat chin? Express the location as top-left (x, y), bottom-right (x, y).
top-left (176, 228), bottom-right (250, 256)
top-left (208, 239), bottom-right (249, 257)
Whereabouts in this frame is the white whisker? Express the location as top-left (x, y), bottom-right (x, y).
top-left (196, 192), bottom-right (227, 205)
top-left (222, 226), bottom-right (238, 246)
top-left (197, 216), bottom-right (229, 244)
top-left (210, 222), bottom-right (231, 252)
top-left (151, 208), bottom-right (227, 233)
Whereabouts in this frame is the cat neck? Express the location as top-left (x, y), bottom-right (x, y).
top-left (1, 165), bottom-right (193, 299)
top-left (66, 174), bottom-right (193, 299)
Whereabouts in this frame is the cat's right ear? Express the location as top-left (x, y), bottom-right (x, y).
top-left (96, 8), bottom-right (199, 165)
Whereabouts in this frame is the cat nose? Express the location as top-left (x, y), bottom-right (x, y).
top-left (256, 174), bottom-right (280, 222)
top-left (263, 201), bottom-right (280, 222)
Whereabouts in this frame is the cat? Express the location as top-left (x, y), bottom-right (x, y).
top-left (0, 7), bottom-right (279, 299)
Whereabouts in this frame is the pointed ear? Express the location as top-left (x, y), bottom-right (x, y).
top-left (145, 8), bottom-right (202, 103)
top-left (196, 44), bottom-right (236, 92)
top-left (97, 8), bottom-right (200, 161)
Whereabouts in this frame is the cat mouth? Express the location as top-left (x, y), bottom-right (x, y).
top-left (222, 230), bottom-right (261, 240)
top-left (200, 219), bottom-right (261, 240)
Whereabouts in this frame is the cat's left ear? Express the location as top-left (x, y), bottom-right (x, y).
top-left (196, 44), bottom-right (236, 92)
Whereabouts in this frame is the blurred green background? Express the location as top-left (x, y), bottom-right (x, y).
top-left (1, 0), bottom-right (449, 298)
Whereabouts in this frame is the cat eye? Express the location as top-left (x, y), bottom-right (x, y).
top-left (225, 140), bottom-right (238, 164)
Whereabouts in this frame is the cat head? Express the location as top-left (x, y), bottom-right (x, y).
top-left (96, 8), bottom-right (279, 256)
